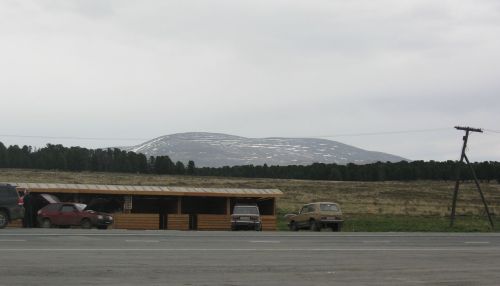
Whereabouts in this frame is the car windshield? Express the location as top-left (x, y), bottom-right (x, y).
top-left (320, 203), bottom-right (339, 212)
top-left (75, 203), bottom-right (87, 211)
top-left (233, 206), bottom-right (259, 215)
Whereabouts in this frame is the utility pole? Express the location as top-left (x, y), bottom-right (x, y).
top-left (450, 126), bottom-right (494, 228)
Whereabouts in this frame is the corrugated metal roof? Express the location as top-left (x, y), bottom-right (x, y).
top-left (7, 182), bottom-right (283, 198)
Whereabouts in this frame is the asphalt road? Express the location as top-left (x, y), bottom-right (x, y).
top-left (1, 229), bottom-right (500, 286)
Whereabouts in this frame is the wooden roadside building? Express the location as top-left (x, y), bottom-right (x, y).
top-left (10, 183), bottom-right (282, 231)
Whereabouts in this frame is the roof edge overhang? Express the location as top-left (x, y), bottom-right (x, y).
top-left (8, 182), bottom-right (283, 198)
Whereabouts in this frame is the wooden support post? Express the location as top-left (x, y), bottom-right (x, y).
top-left (226, 198), bottom-right (231, 215)
top-left (450, 126), bottom-right (493, 229)
top-left (272, 198), bottom-right (276, 216)
top-left (123, 195), bottom-right (132, 214)
top-left (450, 130), bottom-right (469, 227)
top-left (464, 155), bottom-right (494, 228)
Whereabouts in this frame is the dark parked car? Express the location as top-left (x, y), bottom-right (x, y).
top-left (0, 184), bottom-right (24, 228)
top-left (231, 204), bottom-right (262, 231)
top-left (37, 202), bottom-right (114, 229)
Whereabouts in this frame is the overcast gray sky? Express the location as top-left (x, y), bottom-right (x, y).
top-left (1, 0), bottom-right (500, 162)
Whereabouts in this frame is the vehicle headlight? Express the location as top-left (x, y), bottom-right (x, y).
top-left (97, 215), bottom-right (103, 220)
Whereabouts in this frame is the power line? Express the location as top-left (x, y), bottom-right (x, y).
top-left (0, 127), bottom-right (494, 142)
top-left (304, 128), bottom-right (451, 138)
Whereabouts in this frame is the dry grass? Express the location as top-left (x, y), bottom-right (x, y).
top-left (1, 169), bottom-right (499, 217)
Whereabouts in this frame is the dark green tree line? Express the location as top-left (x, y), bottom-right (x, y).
top-left (0, 141), bottom-right (499, 182)
top-left (195, 160), bottom-right (500, 182)
top-left (0, 142), bottom-right (181, 175)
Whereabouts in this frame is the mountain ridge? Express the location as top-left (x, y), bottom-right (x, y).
top-left (119, 132), bottom-right (408, 167)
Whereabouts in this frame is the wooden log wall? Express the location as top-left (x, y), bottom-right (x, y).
top-left (197, 214), bottom-right (231, 231)
top-left (261, 215), bottom-right (277, 231)
top-left (6, 219), bottom-right (22, 228)
top-left (113, 213), bottom-right (159, 230)
top-left (196, 215), bottom-right (277, 231)
top-left (167, 214), bottom-right (189, 230)
top-left (6, 215), bottom-right (277, 230)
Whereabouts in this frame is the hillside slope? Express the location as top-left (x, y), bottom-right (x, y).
top-left (120, 132), bottom-right (407, 167)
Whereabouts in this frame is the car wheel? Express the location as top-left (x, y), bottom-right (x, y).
top-left (310, 220), bottom-right (321, 232)
top-left (80, 219), bottom-right (92, 229)
top-left (0, 210), bottom-right (8, 229)
top-left (290, 221), bottom-right (299, 231)
top-left (41, 218), bottom-right (52, 228)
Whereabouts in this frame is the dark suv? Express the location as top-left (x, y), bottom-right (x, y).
top-left (0, 184), bottom-right (25, 228)
top-left (231, 204), bottom-right (262, 231)
top-left (286, 202), bottom-right (343, 232)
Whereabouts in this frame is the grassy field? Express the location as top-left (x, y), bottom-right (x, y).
top-left (2, 169), bottom-right (499, 232)
top-left (276, 214), bottom-right (500, 232)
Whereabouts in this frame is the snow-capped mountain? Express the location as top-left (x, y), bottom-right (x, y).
top-left (120, 132), bottom-right (408, 167)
